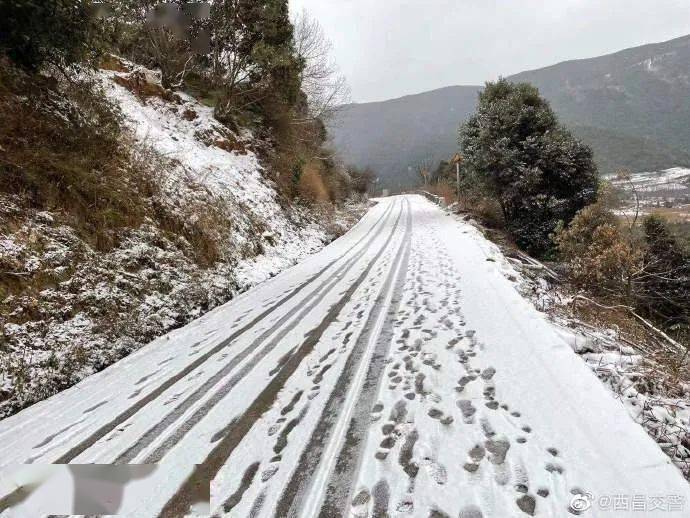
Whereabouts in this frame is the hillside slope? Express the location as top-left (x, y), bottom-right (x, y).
top-left (331, 34), bottom-right (690, 188)
top-left (332, 86), bottom-right (480, 188)
top-left (510, 34), bottom-right (690, 150)
top-left (0, 61), bottom-right (363, 418)
top-left (570, 125), bottom-right (690, 176)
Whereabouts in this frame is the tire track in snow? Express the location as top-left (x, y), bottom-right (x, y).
top-left (271, 199), bottom-right (413, 518)
top-left (158, 200), bottom-right (407, 518)
top-left (317, 203), bottom-right (413, 518)
top-left (113, 202), bottom-right (398, 464)
top-left (49, 203), bottom-right (394, 465)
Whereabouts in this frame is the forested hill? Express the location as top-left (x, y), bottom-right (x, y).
top-left (331, 34), bottom-right (690, 189)
top-left (331, 86), bottom-right (480, 189)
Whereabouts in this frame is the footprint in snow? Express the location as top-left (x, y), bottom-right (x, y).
top-left (398, 429), bottom-right (419, 479)
top-left (260, 464), bottom-right (279, 482)
top-left (352, 488), bottom-right (370, 506)
top-left (371, 401), bottom-right (385, 422)
top-left (516, 494), bottom-right (537, 516)
top-left (481, 367), bottom-right (496, 380)
top-left (459, 505), bottom-right (484, 518)
top-left (545, 462), bottom-right (565, 475)
top-left (457, 399), bottom-right (477, 423)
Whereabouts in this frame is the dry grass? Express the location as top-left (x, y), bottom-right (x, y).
top-left (0, 60), bottom-right (155, 251)
top-left (454, 194), bottom-right (505, 230)
top-left (562, 296), bottom-right (690, 391)
top-left (0, 60), bottom-right (234, 303)
top-left (298, 161), bottom-right (331, 203)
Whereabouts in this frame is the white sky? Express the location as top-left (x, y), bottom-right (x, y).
top-left (289, 0), bottom-right (690, 103)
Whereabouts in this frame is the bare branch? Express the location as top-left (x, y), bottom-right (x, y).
top-left (292, 9), bottom-right (351, 121)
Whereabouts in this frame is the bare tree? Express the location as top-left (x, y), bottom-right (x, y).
top-left (292, 9), bottom-right (350, 122)
top-left (415, 153), bottom-right (435, 186)
top-left (616, 168), bottom-right (641, 232)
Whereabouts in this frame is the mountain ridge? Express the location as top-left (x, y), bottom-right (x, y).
top-left (331, 33), bottom-right (690, 189)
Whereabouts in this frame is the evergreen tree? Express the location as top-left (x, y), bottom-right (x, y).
top-left (209, 0), bottom-right (302, 121)
top-left (459, 79), bottom-right (598, 255)
top-left (637, 215), bottom-right (690, 331)
top-left (0, 0), bottom-right (97, 71)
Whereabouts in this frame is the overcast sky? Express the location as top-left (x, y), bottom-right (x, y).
top-left (289, 0), bottom-right (690, 103)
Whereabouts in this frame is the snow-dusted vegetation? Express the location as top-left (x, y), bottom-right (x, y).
top-left (0, 60), bottom-right (365, 418)
top-left (514, 253), bottom-right (690, 481)
top-left (0, 0), bottom-right (372, 418)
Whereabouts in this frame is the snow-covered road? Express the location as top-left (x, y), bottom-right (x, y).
top-left (1, 195), bottom-right (689, 517)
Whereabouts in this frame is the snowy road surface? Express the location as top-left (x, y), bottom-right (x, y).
top-left (1, 195), bottom-right (689, 517)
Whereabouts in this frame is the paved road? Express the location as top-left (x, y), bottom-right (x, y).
top-left (1, 195), bottom-right (689, 517)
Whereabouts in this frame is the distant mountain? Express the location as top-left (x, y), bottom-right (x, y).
top-left (570, 125), bottom-right (690, 176)
top-left (330, 86), bottom-right (480, 188)
top-left (330, 34), bottom-right (690, 190)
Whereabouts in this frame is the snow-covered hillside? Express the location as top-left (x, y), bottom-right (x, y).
top-left (609, 167), bottom-right (690, 220)
top-left (609, 167), bottom-right (690, 193)
top-left (0, 60), bottom-right (364, 418)
top-left (99, 61), bottom-right (341, 286)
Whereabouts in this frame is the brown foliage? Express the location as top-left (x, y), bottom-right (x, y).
top-left (556, 191), bottom-right (688, 347)
top-left (0, 61), bottom-right (230, 268)
top-left (99, 54), bottom-right (131, 73)
top-left (555, 200), bottom-right (641, 296)
top-left (297, 162), bottom-right (331, 203)
top-left (456, 192), bottom-right (505, 230)
top-left (427, 181), bottom-right (456, 206)
top-left (0, 61), bottom-right (153, 250)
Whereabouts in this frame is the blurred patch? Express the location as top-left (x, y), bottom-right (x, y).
top-left (0, 464), bottom-right (183, 516)
top-left (91, 2), bottom-right (211, 53)
top-left (146, 2), bottom-right (211, 52)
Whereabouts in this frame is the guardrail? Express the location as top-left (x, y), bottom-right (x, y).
top-left (419, 191), bottom-right (446, 207)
